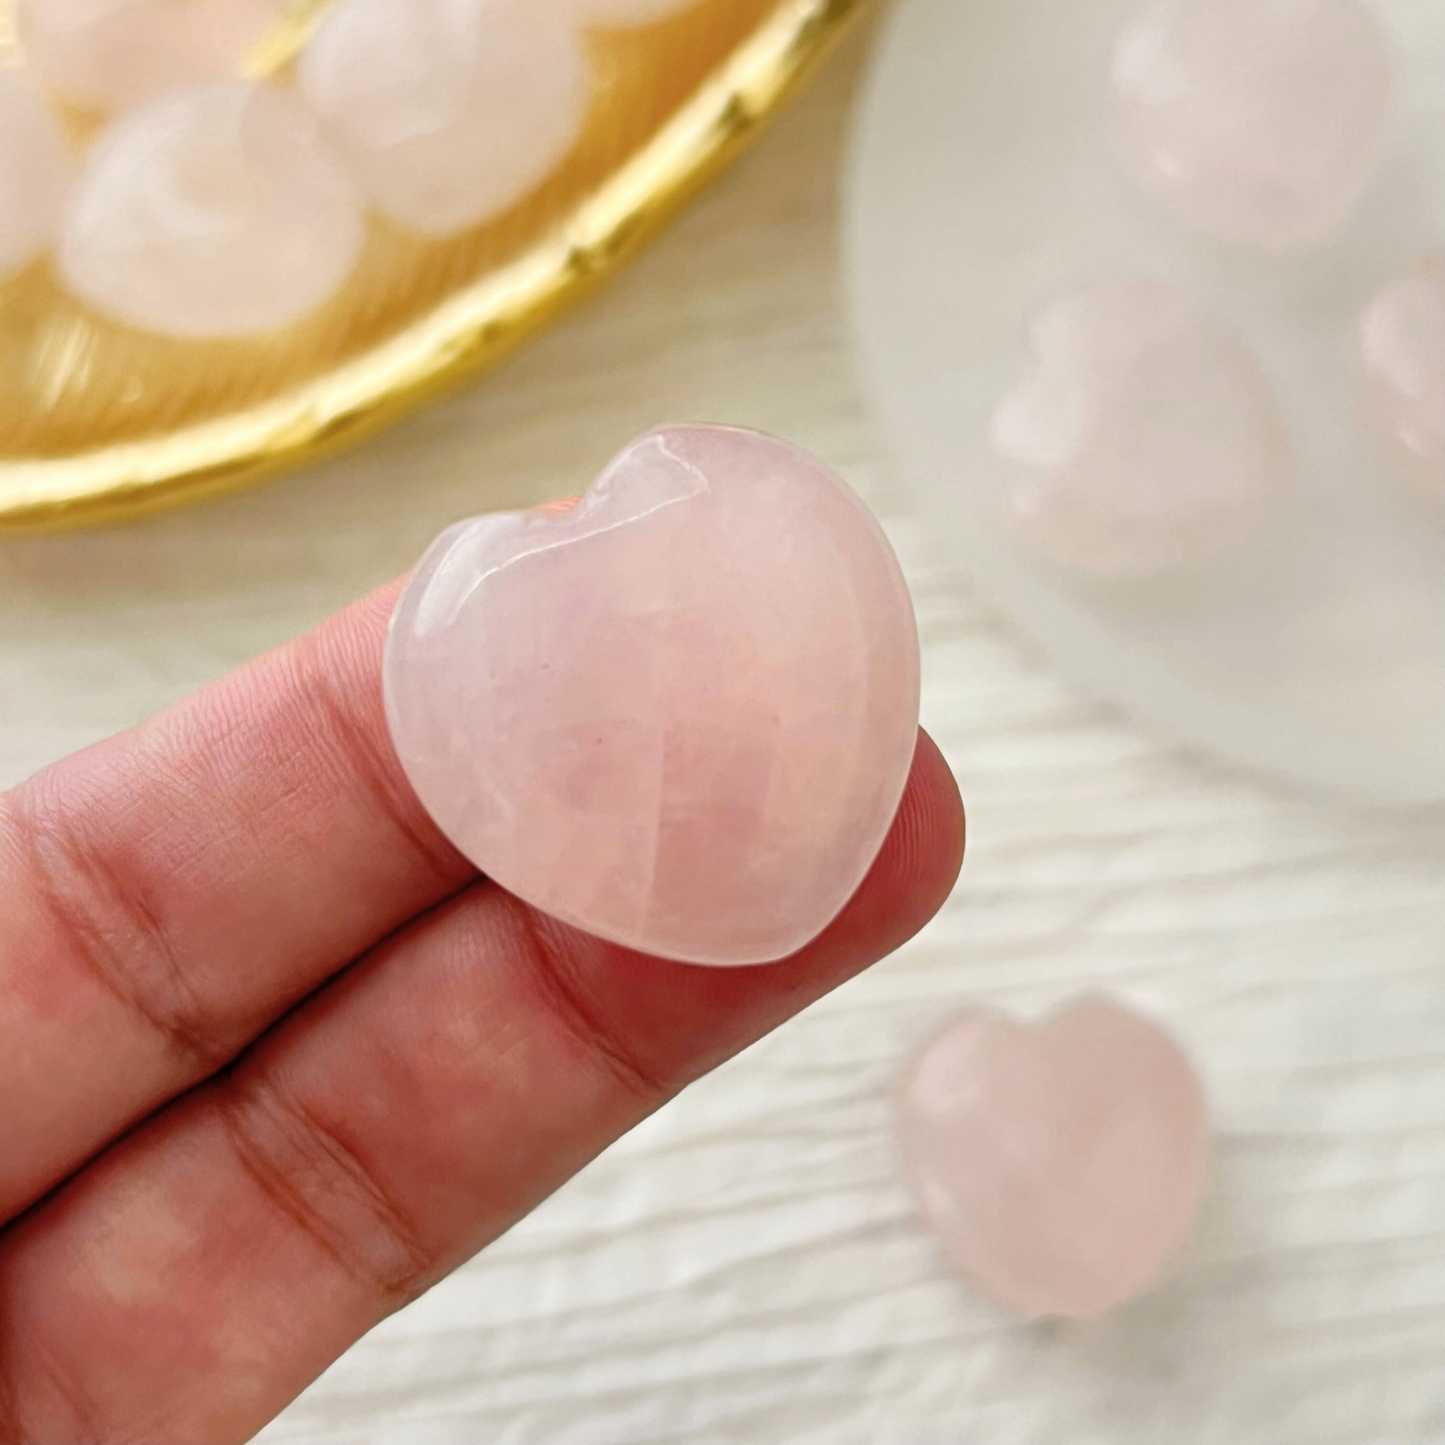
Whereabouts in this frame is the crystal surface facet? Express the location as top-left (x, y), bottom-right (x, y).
top-left (987, 280), bottom-right (1290, 577)
top-left (17, 0), bottom-right (286, 114)
top-left (1112, 0), bottom-right (1392, 252)
top-left (896, 996), bottom-right (1210, 1321)
top-left (59, 82), bottom-right (365, 338)
top-left (0, 71), bottom-right (73, 283)
top-left (1358, 255), bottom-right (1445, 502)
top-left (299, 0), bottom-right (587, 237)
top-left (384, 425), bottom-right (922, 967)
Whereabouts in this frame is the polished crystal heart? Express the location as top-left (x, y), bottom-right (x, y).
top-left (896, 997), bottom-right (1210, 1320)
top-left (384, 426), bottom-right (921, 966)
top-left (987, 280), bottom-right (1290, 577)
top-left (59, 82), bottom-right (365, 338)
top-left (1111, 0), bottom-right (1392, 252)
top-left (299, 0), bottom-right (587, 237)
top-left (0, 72), bottom-right (73, 283)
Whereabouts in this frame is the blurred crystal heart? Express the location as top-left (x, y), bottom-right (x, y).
top-left (59, 81), bottom-right (365, 338)
top-left (0, 71), bottom-right (73, 283)
top-left (896, 996), bottom-right (1210, 1320)
top-left (299, 0), bottom-right (587, 237)
top-left (986, 279), bottom-right (1290, 577)
top-left (1357, 255), bottom-right (1445, 502)
top-left (17, 0), bottom-right (287, 113)
top-left (384, 425), bottom-right (922, 966)
top-left (1111, 0), bottom-right (1392, 251)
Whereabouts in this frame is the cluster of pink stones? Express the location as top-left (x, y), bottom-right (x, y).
top-left (382, 422), bottom-right (1215, 1321)
top-left (990, 0), bottom-right (1441, 579)
top-left (920, 0), bottom-right (1432, 1314)
top-left (0, 0), bottom-right (703, 336)
top-left (382, 412), bottom-right (1219, 1320)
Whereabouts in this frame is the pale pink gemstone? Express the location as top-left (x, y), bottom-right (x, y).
top-left (0, 71), bottom-right (73, 282)
top-left (1112, 0), bottom-right (1392, 251)
top-left (896, 997), bottom-right (1210, 1321)
top-left (59, 81), bottom-right (364, 337)
top-left (543, 0), bottom-right (701, 26)
top-left (987, 280), bottom-right (1290, 577)
top-left (298, 0), bottom-right (587, 237)
top-left (384, 425), bottom-right (922, 967)
top-left (17, 0), bottom-right (287, 114)
top-left (1357, 256), bottom-right (1445, 502)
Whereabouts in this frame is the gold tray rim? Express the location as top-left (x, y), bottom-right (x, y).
top-left (0, 0), bottom-right (865, 533)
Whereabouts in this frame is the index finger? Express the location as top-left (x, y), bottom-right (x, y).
top-left (0, 581), bottom-right (475, 1223)
top-left (0, 733), bottom-right (964, 1445)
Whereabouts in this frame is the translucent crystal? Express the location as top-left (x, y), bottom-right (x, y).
top-left (59, 82), bottom-right (365, 338)
top-left (384, 425), bottom-right (922, 967)
top-left (1112, 0), bottom-right (1392, 251)
top-left (299, 0), bottom-right (587, 237)
top-left (896, 997), bottom-right (1210, 1320)
top-left (986, 280), bottom-right (1290, 577)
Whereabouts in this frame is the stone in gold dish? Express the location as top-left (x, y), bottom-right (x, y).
top-left (0, 0), bottom-right (865, 531)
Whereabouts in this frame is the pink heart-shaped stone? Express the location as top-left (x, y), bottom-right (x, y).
top-left (384, 425), bottom-right (921, 966)
top-left (987, 280), bottom-right (1290, 577)
top-left (896, 996), bottom-right (1209, 1320)
top-left (1111, 0), bottom-right (1392, 252)
top-left (299, 0), bottom-right (587, 238)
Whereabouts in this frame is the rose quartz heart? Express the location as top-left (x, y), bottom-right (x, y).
top-left (59, 82), bottom-right (364, 338)
top-left (384, 425), bottom-right (921, 966)
top-left (896, 996), bottom-right (1210, 1320)
top-left (987, 280), bottom-right (1290, 577)
top-left (298, 0), bottom-right (587, 237)
top-left (1111, 0), bottom-right (1392, 252)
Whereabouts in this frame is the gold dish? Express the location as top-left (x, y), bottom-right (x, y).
top-left (0, 0), bottom-right (865, 532)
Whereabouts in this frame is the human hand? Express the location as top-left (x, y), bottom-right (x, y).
top-left (0, 578), bottom-right (965, 1444)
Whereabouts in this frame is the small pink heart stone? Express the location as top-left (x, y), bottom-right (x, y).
top-left (1111, 0), bottom-right (1392, 252)
top-left (60, 83), bottom-right (364, 338)
top-left (896, 997), bottom-right (1209, 1320)
top-left (384, 425), bottom-right (921, 966)
top-left (987, 280), bottom-right (1290, 577)
top-left (299, 0), bottom-right (587, 238)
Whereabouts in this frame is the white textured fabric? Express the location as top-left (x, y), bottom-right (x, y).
top-left (1, 32), bottom-right (1440, 1445)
